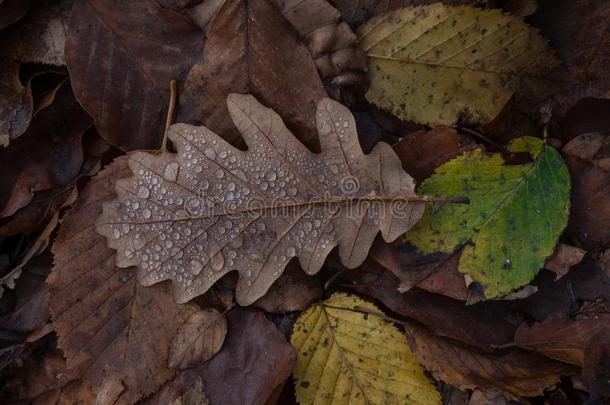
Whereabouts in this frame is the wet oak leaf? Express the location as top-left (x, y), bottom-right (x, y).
top-left (406, 137), bottom-right (571, 299)
top-left (96, 94), bottom-right (425, 305)
top-left (291, 293), bottom-right (441, 404)
top-left (48, 157), bottom-right (199, 404)
top-left (358, 3), bottom-right (559, 126)
top-left (168, 308), bottom-right (228, 369)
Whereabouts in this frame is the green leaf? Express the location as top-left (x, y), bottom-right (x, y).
top-left (291, 293), bottom-right (441, 405)
top-left (405, 137), bottom-right (570, 298)
top-left (358, 4), bottom-right (558, 126)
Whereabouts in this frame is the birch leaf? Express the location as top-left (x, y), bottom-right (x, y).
top-left (406, 137), bottom-right (571, 299)
top-left (96, 94), bottom-right (425, 305)
top-left (290, 293), bottom-right (441, 404)
top-left (358, 3), bottom-right (559, 126)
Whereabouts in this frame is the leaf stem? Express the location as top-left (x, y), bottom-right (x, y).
top-left (161, 80), bottom-right (177, 153)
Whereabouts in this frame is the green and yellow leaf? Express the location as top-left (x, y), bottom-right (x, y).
top-left (406, 137), bottom-right (571, 298)
top-left (291, 293), bottom-right (441, 405)
top-left (358, 4), bottom-right (559, 126)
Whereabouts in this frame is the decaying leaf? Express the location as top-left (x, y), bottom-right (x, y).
top-left (65, 0), bottom-right (204, 150)
top-left (96, 94), bottom-right (425, 305)
top-left (544, 243), bottom-right (586, 279)
top-left (405, 323), bottom-right (577, 397)
top-left (291, 293), bottom-right (441, 404)
top-left (168, 308), bottom-right (228, 369)
top-left (170, 377), bottom-right (209, 405)
top-left (48, 157), bottom-right (199, 404)
top-left (274, 0), bottom-right (369, 105)
top-left (358, 3), bottom-right (559, 126)
top-left (179, 0), bottom-right (327, 152)
top-left (145, 308), bottom-right (295, 405)
top-left (0, 58), bottom-right (32, 146)
top-left (406, 137), bottom-right (570, 299)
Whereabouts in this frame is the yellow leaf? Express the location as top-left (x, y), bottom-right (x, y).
top-left (291, 293), bottom-right (441, 404)
top-left (359, 4), bottom-right (559, 126)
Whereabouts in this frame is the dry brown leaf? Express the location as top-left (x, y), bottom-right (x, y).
top-left (405, 324), bottom-right (577, 397)
top-left (544, 243), bottom-right (586, 279)
top-left (252, 261), bottom-right (323, 312)
top-left (274, 0), bottom-right (369, 106)
top-left (170, 377), bottom-right (209, 405)
top-left (168, 308), bottom-right (228, 369)
top-left (97, 94), bottom-right (425, 305)
top-left (48, 157), bottom-right (199, 404)
top-left (179, 0), bottom-right (327, 152)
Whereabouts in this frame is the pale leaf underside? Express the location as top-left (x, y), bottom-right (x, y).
top-left (96, 94), bottom-right (424, 305)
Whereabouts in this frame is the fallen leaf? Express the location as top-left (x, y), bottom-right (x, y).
top-left (168, 308), bottom-right (228, 369)
top-left (65, 0), bottom-right (204, 150)
top-left (530, 0), bottom-right (610, 114)
top-left (157, 0), bottom-right (225, 34)
top-left (253, 261), bottom-right (323, 312)
top-left (392, 127), bottom-right (478, 183)
top-left (495, 0), bottom-right (537, 16)
top-left (406, 137), bottom-right (571, 299)
top-left (96, 94), bottom-right (425, 305)
top-left (170, 377), bottom-right (209, 405)
top-left (179, 0), bottom-right (327, 152)
top-left (291, 292), bottom-right (441, 404)
top-left (0, 0), bottom-right (30, 30)
top-left (562, 133), bottom-right (610, 250)
top-left (405, 323), bottom-right (577, 397)
top-left (514, 315), bottom-right (610, 366)
top-left (544, 243), bottom-right (586, 280)
top-left (145, 308), bottom-right (295, 405)
top-left (0, 82), bottom-right (90, 218)
top-left (274, 0), bottom-right (369, 106)
top-left (582, 330), bottom-right (610, 402)
top-left (334, 260), bottom-right (519, 349)
top-left (0, 58), bottom-right (32, 146)
top-left (358, 4), bottom-right (559, 126)
top-left (48, 157), bottom-right (199, 404)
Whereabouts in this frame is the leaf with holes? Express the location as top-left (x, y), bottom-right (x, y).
top-left (405, 137), bottom-right (571, 299)
top-left (96, 94), bottom-right (425, 305)
top-left (358, 3), bottom-right (559, 126)
top-left (290, 293), bottom-right (441, 404)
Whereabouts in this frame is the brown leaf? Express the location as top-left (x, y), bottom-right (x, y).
top-left (405, 324), bottom-right (577, 397)
top-left (96, 94), bottom-right (424, 305)
top-left (544, 243), bottom-right (586, 280)
top-left (392, 127), bottom-right (478, 184)
top-left (0, 82), bottom-right (90, 218)
top-left (179, 0), bottom-right (327, 152)
top-left (531, 0), bottom-right (610, 114)
top-left (168, 308), bottom-right (228, 369)
top-left (582, 331), bottom-right (610, 401)
top-left (157, 0), bottom-right (225, 34)
top-left (274, 0), bottom-right (369, 106)
top-left (48, 157), bottom-right (199, 404)
top-left (65, 0), bottom-right (204, 151)
top-left (0, 58), bottom-right (32, 146)
top-left (333, 259), bottom-right (519, 349)
top-left (145, 308), bottom-right (295, 405)
top-left (253, 261), bottom-right (323, 312)
top-left (170, 377), bottom-right (209, 405)
top-left (0, 0), bottom-right (30, 30)
top-left (514, 315), bottom-right (610, 366)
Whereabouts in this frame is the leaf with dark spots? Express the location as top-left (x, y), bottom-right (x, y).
top-left (48, 157), bottom-right (199, 404)
top-left (179, 0), bottom-right (327, 152)
top-left (144, 308), bottom-right (295, 405)
top-left (65, 0), bottom-right (205, 151)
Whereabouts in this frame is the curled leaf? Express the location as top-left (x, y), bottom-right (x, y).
top-left (96, 94), bottom-right (424, 305)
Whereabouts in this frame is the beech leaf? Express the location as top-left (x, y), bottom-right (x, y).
top-left (96, 94), bottom-right (425, 305)
top-left (406, 137), bottom-right (571, 299)
top-left (290, 293), bottom-right (441, 404)
top-left (358, 3), bottom-right (559, 126)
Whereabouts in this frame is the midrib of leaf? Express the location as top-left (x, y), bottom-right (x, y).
top-left (461, 148), bottom-right (547, 249)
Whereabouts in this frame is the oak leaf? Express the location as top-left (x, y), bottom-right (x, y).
top-left (96, 94), bottom-right (425, 305)
top-left (48, 157), bottom-right (199, 404)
